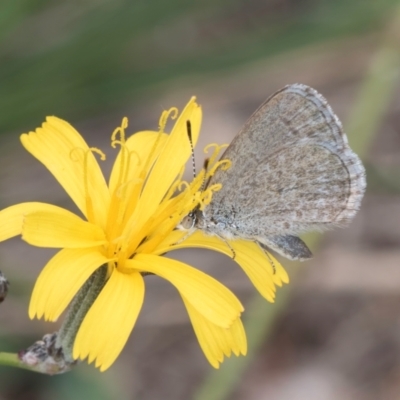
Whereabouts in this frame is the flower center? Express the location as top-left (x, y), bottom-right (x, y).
top-left (93, 114), bottom-right (231, 275)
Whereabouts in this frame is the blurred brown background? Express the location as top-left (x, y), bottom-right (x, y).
top-left (0, 1), bottom-right (400, 399)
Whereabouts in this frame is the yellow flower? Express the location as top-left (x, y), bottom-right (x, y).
top-left (0, 97), bottom-right (288, 371)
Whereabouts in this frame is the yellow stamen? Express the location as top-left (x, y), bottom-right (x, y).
top-left (106, 118), bottom-right (143, 252)
top-left (69, 146), bottom-right (106, 224)
top-left (111, 117), bottom-right (129, 144)
top-left (159, 107), bottom-right (178, 132)
top-left (133, 173), bottom-right (205, 255)
top-left (204, 143), bottom-right (229, 169)
top-left (110, 117), bottom-right (130, 192)
top-left (106, 142), bottom-right (132, 248)
top-left (200, 184), bottom-right (222, 209)
top-left (90, 148), bottom-right (106, 161)
top-left (206, 159), bottom-right (232, 180)
top-left (121, 114), bottom-right (181, 250)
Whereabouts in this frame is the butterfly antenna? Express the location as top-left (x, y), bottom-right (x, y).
top-left (202, 158), bottom-right (210, 191)
top-left (186, 120), bottom-right (196, 180)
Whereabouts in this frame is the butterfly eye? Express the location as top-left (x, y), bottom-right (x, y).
top-left (180, 211), bottom-right (197, 230)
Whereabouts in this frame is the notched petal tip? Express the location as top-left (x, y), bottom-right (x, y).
top-left (73, 270), bottom-right (144, 372)
top-left (183, 297), bottom-right (247, 368)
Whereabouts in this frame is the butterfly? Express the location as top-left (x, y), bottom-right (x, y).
top-left (181, 84), bottom-right (366, 260)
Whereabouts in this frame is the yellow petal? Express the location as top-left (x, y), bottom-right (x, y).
top-left (29, 248), bottom-right (110, 321)
top-left (0, 202), bottom-right (69, 242)
top-left (107, 131), bottom-right (168, 235)
top-left (156, 230), bottom-right (289, 302)
top-left (133, 98), bottom-right (202, 229)
top-left (130, 253), bottom-right (243, 328)
top-left (22, 209), bottom-right (106, 248)
top-left (265, 251), bottom-right (289, 286)
top-left (73, 270), bottom-right (144, 371)
top-left (108, 131), bottom-right (168, 194)
top-left (183, 297), bottom-right (247, 368)
top-left (20, 117), bottom-right (110, 229)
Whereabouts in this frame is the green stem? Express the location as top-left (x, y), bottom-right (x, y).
top-left (0, 352), bottom-right (35, 372)
top-left (56, 265), bottom-right (108, 362)
top-left (0, 266), bottom-right (108, 374)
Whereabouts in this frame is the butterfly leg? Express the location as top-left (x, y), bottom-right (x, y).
top-left (257, 245), bottom-right (277, 274)
top-left (173, 229), bottom-right (195, 245)
top-left (218, 236), bottom-right (236, 260)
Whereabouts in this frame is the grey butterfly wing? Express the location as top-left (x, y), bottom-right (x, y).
top-left (202, 84), bottom-right (366, 260)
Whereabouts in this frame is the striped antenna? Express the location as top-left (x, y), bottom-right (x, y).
top-left (202, 157), bottom-right (210, 191)
top-left (186, 120), bottom-right (196, 179)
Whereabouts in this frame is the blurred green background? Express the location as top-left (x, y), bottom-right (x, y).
top-left (1, 1), bottom-right (400, 399)
top-left (0, 0), bottom-right (397, 131)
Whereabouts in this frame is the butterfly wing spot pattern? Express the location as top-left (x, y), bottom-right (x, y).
top-left (190, 84), bottom-right (366, 261)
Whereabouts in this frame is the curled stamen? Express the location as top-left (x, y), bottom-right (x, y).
top-left (111, 139), bottom-right (123, 150)
top-left (90, 147), bottom-right (106, 161)
top-left (200, 184), bottom-right (222, 208)
top-left (203, 143), bottom-right (229, 175)
top-left (206, 159), bottom-right (232, 179)
top-left (111, 117), bottom-right (129, 144)
top-left (174, 183), bottom-right (203, 218)
top-left (112, 141), bottom-right (141, 174)
top-left (69, 147), bottom-right (106, 223)
top-left (193, 191), bottom-right (204, 207)
top-left (159, 107), bottom-right (179, 132)
top-left (69, 147), bottom-right (106, 162)
top-left (204, 143), bottom-right (228, 154)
